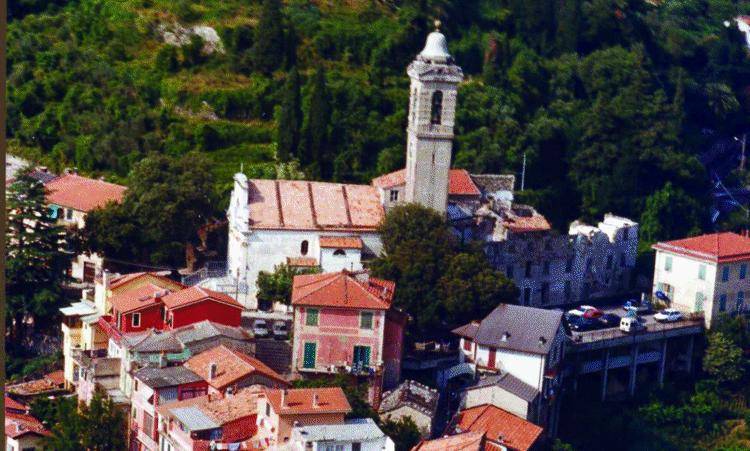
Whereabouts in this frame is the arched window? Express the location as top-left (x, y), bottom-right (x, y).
top-left (430, 91), bottom-right (443, 125)
top-left (333, 249), bottom-right (346, 256)
top-left (301, 240), bottom-right (309, 256)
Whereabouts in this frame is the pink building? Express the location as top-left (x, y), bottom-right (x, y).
top-left (291, 271), bottom-right (407, 394)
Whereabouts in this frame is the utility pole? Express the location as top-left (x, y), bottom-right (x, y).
top-left (740, 133), bottom-right (747, 171)
top-left (521, 151), bottom-right (527, 191)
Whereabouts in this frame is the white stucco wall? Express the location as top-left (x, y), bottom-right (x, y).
top-left (465, 385), bottom-right (530, 419)
top-left (653, 250), bottom-right (718, 325)
top-left (474, 345), bottom-right (545, 390)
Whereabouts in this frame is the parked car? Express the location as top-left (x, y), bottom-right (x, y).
top-left (568, 305), bottom-right (598, 317)
top-left (582, 308), bottom-right (604, 319)
top-left (252, 319), bottom-right (269, 338)
top-left (623, 299), bottom-right (651, 314)
top-left (272, 320), bottom-right (288, 339)
top-left (598, 313), bottom-right (621, 328)
top-left (620, 316), bottom-right (646, 333)
top-left (654, 308), bottom-right (683, 323)
top-left (569, 316), bottom-right (601, 332)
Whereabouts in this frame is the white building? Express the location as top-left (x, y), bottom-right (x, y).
top-left (652, 231), bottom-right (750, 328)
top-left (290, 418), bottom-right (395, 451)
top-left (737, 16), bottom-right (750, 50)
top-left (452, 304), bottom-right (565, 435)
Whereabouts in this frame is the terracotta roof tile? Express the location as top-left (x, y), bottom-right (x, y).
top-left (264, 387), bottom-right (351, 415)
top-left (287, 257), bottom-right (319, 267)
top-left (161, 286), bottom-right (243, 311)
top-left (502, 214), bottom-right (551, 233)
top-left (110, 283), bottom-right (171, 314)
top-left (108, 272), bottom-right (182, 291)
top-left (5, 412), bottom-right (50, 439)
top-left (319, 236), bottom-right (363, 249)
top-left (45, 173), bottom-right (126, 212)
top-left (412, 431), bottom-right (485, 451)
top-left (184, 345), bottom-right (287, 390)
top-left (456, 405), bottom-right (543, 451)
top-left (292, 271), bottom-right (395, 310)
top-left (6, 372), bottom-right (66, 397)
top-left (158, 386), bottom-right (262, 427)
top-left (247, 179), bottom-right (383, 232)
top-left (4, 395), bottom-right (29, 413)
top-left (44, 370), bottom-right (65, 386)
top-left (653, 232), bottom-right (750, 263)
top-left (372, 168), bottom-right (481, 196)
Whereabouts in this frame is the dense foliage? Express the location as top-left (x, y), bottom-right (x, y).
top-left (9, 0), bottom-right (750, 247)
top-left (371, 204), bottom-right (518, 339)
top-left (31, 392), bottom-right (126, 451)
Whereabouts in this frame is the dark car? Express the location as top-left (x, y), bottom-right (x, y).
top-left (598, 313), bottom-right (621, 328)
top-left (568, 316), bottom-right (601, 332)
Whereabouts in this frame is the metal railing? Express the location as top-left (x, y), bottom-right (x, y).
top-left (569, 317), bottom-right (704, 344)
top-left (182, 261), bottom-right (227, 286)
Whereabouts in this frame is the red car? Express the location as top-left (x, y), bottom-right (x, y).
top-left (583, 308), bottom-right (603, 319)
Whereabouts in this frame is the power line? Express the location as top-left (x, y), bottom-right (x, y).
top-left (100, 256), bottom-right (179, 272)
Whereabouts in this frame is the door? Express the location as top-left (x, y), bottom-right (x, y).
top-left (303, 342), bottom-right (316, 369)
top-left (353, 346), bottom-right (371, 367)
top-left (487, 348), bottom-right (496, 369)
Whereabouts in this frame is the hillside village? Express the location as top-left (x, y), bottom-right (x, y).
top-left (6, 2), bottom-right (750, 451)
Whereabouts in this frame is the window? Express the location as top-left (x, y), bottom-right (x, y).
top-left (66, 208), bottom-right (74, 220)
top-left (742, 264), bottom-right (747, 280)
top-left (541, 282), bottom-right (550, 304)
top-left (565, 257), bottom-right (573, 273)
top-left (132, 313), bottom-right (141, 327)
top-left (389, 190), bottom-right (399, 202)
top-left (664, 256), bottom-right (673, 272)
top-left (723, 266), bottom-right (730, 282)
top-left (303, 342), bottom-right (317, 369)
top-left (305, 309), bottom-right (319, 326)
top-left (360, 312), bottom-right (373, 329)
top-left (720, 294), bottom-right (727, 312)
top-left (266, 402), bottom-right (271, 416)
top-left (430, 91), bottom-right (443, 124)
top-left (738, 291), bottom-right (745, 313)
top-left (523, 287), bottom-right (531, 305)
top-left (506, 265), bottom-right (513, 278)
top-left (300, 240), bottom-right (309, 256)
top-left (695, 292), bottom-right (705, 313)
top-left (352, 443), bottom-right (362, 451)
top-left (698, 264), bottom-right (706, 280)
top-left (134, 380), bottom-right (139, 392)
top-left (333, 249), bottom-right (346, 256)
top-left (525, 262), bottom-right (532, 278)
top-left (543, 261), bottom-right (550, 276)
top-left (143, 412), bottom-right (154, 439)
top-left (353, 346), bottom-right (371, 367)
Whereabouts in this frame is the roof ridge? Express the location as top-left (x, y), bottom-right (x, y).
top-left (296, 273), bottom-right (347, 304)
top-left (307, 182), bottom-right (319, 228)
top-left (274, 180), bottom-right (285, 226)
top-left (341, 185), bottom-right (353, 227)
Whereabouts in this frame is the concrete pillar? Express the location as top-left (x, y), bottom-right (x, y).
top-left (628, 344), bottom-right (639, 397)
top-left (685, 335), bottom-right (695, 374)
top-left (658, 339), bottom-right (668, 387)
top-left (601, 348), bottom-right (610, 402)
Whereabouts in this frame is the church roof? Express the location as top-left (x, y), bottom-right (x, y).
top-left (371, 169), bottom-right (480, 196)
top-left (247, 179), bottom-right (383, 232)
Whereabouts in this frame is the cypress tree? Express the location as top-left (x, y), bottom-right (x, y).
top-left (252, 0), bottom-right (285, 74)
top-left (303, 67), bottom-right (330, 178)
top-left (277, 67), bottom-right (302, 162)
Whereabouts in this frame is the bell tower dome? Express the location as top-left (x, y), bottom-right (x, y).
top-left (404, 21), bottom-right (464, 214)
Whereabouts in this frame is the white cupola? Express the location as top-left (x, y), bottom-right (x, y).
top-left (418, 21), bottom-right (452, 64)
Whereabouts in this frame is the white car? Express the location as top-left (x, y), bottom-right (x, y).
top-left (654, 309), bottom-right (683, 323)
top-left (252, 319), bottom-right (269, 338)
top-left (567, 305), bottom-right (598, 317)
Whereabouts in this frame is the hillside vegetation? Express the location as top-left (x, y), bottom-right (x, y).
top-left (7, 0), bottom-right (750, 239)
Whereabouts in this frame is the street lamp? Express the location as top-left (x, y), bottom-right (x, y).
top-left (735, 134), bottom-right (747, 171)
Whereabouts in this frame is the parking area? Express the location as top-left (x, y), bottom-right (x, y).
top-left (566, 302), bottom-right (703, 343)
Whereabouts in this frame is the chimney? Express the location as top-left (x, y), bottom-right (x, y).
top-left (208, 362), bottom-right (217, 381)
top-left (312, 393), bottom-right (319, 408)
top-left (158, 352), bottom-right (167, 368)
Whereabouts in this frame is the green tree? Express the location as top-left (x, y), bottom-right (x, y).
top-left (303, 67), bottom-right (331, 178)
top-left (6, 169), bottom-right (71, 339)
top-left (155, 45), bottom-right (179, 73)
top-left (42, 396), bottom-right (84, 451)
top-left (703, 332), bottom-right (744, 386)
top-left (639, 182), bottom-right (704, 247)
top-left (380, 416), bottom-right (422, 451)
top-left (80, 392), bottom-right (126, 450)
top-left (277, 67), bottom-right (302, 162)
top-left (256, 263), bottom-right (319, 310)
top-left (252, 0), bottom-right (286, 74)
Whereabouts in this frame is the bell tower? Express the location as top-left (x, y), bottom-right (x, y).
top-left (404, 21), bottom-right (464, 214)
